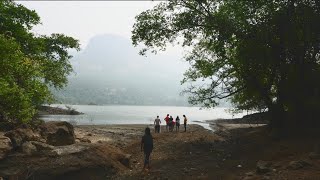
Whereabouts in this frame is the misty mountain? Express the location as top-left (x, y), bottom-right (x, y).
top-left (52, 34), bottom-right (191, 106)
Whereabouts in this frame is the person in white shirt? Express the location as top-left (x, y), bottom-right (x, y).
top-left (154, 115), bottom-right (161, 133)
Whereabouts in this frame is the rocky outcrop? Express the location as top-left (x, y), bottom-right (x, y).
top-left (3, 121), bottom-right (76, 155)
top-left (0, 135), bottom-right (12, 160)
top-left (40, 121), bottom-right (75, 146)
top-left (0, 121), bottom-right (133, 179)
top-left (0, 143), bottom-right (129, 180)
top-left (4, 128), bottom-right (42, 149)
top-left (38, 106), bottom-right (83, 115)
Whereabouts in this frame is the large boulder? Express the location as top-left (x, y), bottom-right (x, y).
top-left (40, 121), bottom-right (75, 146)
top-left (4, 128), bottom-right (42, 149)
top-left (0, 135), bottom-right (12, 160)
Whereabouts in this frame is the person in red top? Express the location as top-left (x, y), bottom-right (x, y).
top-left (164, 114), bottom-right (169, 132)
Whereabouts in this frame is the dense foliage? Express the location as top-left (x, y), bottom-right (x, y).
top-left (132, 0), bottom-right (320, 128)
top-left (0, 1), bottom-right (79, 124)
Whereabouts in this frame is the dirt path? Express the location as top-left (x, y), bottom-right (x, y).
top-left (117, 125), bottom-right (271, 180)
top-left (75, 124), bottom-right (320, 180)
top-left (3, 122), bottom-right (319, 179)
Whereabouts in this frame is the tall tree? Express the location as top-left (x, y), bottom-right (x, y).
top-left (0, 0), bottom-right (79, 124)
top-left (132, 0), bottom-right (320, 129)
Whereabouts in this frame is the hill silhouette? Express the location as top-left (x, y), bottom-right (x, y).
top-left (52, 34), bottom-right (190, 106)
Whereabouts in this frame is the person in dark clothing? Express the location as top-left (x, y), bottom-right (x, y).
top-left (169, 116), bottom-right (174, 132)
top-left (175, 116), bottom-right (180, 132)
top-left (183, 114), bottom-right (187, 132)
top-left (141, 127), bottom-right (153, 170)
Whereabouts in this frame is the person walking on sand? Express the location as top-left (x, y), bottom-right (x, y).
top-left (164, 114), bottom-right (169, 132)
top-left (175, 116), bottom-right (180, 132)
top-left (141, 127), bottom-right (153, 170)
top-left (154, 115), bottom-right (161, 133)
top-left (183, 115), bottom-right (188, 132)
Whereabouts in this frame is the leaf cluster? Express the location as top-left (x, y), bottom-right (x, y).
top-left (131, 0), bottom-right (320, 119)
top-left (0, 1), bottom-right (79, 124)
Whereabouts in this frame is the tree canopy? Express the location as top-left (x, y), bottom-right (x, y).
top-left (0, 0), bottom-right (79, 124)
top-left (132, 0), bottom-right (320, 128)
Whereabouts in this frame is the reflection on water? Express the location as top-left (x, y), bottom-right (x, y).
top-left (41, 104), bottom-right (249, 130)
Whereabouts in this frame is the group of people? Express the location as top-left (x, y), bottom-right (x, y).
top-left (141, 114), bottom-right (189, 171)
top-left (153, 114), bottom-right (188, 133)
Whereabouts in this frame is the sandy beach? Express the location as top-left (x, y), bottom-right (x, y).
top-left (72, 122), bottom-right (320, 179)
top-left (1, 120), bottom-right (320, 179)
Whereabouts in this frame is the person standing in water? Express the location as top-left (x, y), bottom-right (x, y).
top-left (175, 116), bottom-right (180, 132)
top-left (183, 115), bottom-right (187, 132)
top-left (154, 115), bottom-right (161, 133)
top-left (141, 127), bottom-right (153, 170)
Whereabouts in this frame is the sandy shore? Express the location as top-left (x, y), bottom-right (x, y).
top-left (74, 124), bottom-right (150, 147)
top-left (2, 120), bottom-right (319, 179)
top-left (73, 122), bottom-right (320, 179)
top-left (74, 124), bottom-right (215, 149)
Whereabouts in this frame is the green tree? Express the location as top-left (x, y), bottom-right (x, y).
top-left (132, 0), bottom-right (320, 129)
top-left (0, 1), bottom-right (79, 124)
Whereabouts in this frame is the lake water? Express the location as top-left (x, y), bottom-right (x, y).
top-left (41, 105), bottom-right (248, 130)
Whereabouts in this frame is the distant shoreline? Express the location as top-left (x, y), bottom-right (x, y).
top-left (206, 112), bottom-right (269, 132)
top-left (37, 105), bottom-right (83, 115)
top-left (46, 103), bottom-right (233, 108)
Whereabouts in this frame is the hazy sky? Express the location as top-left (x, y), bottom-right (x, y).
top-left (18, 1), bottom-right (192, 98)
top-left (16, 1), bottom-right (228, 106)
top-left (19, 1), bottom-right (161, 49)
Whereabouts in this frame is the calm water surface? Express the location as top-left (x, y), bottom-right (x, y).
top-left (41, 105), bottom-right (248, 130)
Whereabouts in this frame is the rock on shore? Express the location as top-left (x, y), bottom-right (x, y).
top-left (0, 121), bottom-right (130, 179)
